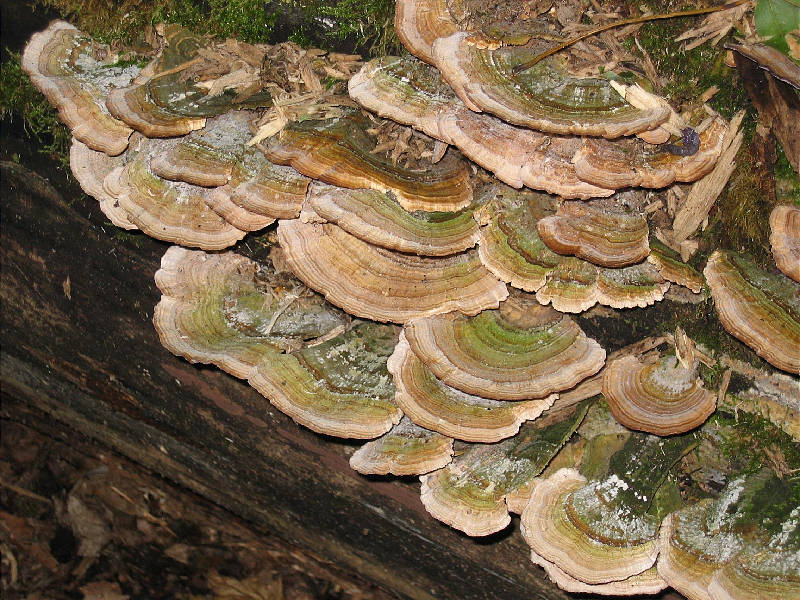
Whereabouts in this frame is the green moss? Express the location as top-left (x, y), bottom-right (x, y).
top-left (0, 52), bottom-right (70, 165)
top-left (37, 0), bottom-right (397, 55)
top-left (631, 9), bottom-right (752, 120)
top-left (775, 142), bottom-right (800, 207)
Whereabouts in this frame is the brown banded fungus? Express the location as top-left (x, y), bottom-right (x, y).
top-left (522, 433), bottom-right (696, 585)
top-left (348, 56), bottom-right (614, 199)
top-left (603, 355), bottom-right (716, 435)
top-left (537, 198), bottom-right (650, 268)
top-left (573, 118), bottom-right (728, 189)
top-left (770, 205), bottom-right (800, 283)
top-left (307, 183), bottom-right (479, 256)
top-left (70, 138), bottom-right (137, 230)
top-left (349, 416), bottom-right (454, 476)
top-left (658, 470), bottom-right (800, 600)
top-left (529, 551), bottom-right (668, 596)
top-left (394, 0), bottom-right (458, 65)
top-left (647, 240), bottom-right (705, 294)
top-left (704, 250), bottom-right (800, 374)
top-left (388, 332), bottom-right (555, 442)
top-left (154, 247), bottom-right (402, 438)
top-left (149, 111), bottom-right (252, 187)
top-left (111, 137), bottom-right (248, 249)
top-left (420, 402), bottom-right (590, 536)
top-left (106, 25), bottom-right (271, 138)
top-left (277, 217), bottom-right (507, 323)
top-left (403, 296), bottom-right (605, 401)
top-left (260, 110), bottom-right (472, 212)
top-left (432, 31), bottom-right (670, 138)
top-left (476, 187), bottom-right (563, 292)
top-left (22, 21), bottom-right (136, 155)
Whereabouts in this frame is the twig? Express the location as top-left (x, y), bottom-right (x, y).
top-left (512, 0), bottom-right (751, 74)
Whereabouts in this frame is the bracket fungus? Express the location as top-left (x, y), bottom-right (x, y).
top-left (647, 240), bottom-right (705, 294)
top-left (432, 31), bottom-right (670, 138)
top-left (148, 111), bottom-right (252, 187)
top-left (22, 20), bottom-right (136, 155)
top-left (704, 250), bottom-right (800, 374)
top-left (602, 355), bottom-right (716, 435)
top-left (403, 297), bottom-right (605, 401)
top-left (537, 198), bottom-right (650, 268)
top-left (420, 402), bottom-right (590, 536)
top-left (476, 186), bottom-right (563, 292)
top-left (522, 433), bottom-right (696, 586)
top-left (307, 183), bottom-right (479, 256)
top-left (394, 0), bottom-right (458, 65)
top-left (22, 12), bottom-right (798, 600)
top-left (348, 55), bottom-right (614, 199)
top-left (389, 332), bottom-right (555, 442)
top-left (770, 205), bottom-right (800, 283)
top-left (261, 110), bottom-right (473, 212)
top-left (658, 470), bottom-right (800, 600)
top-left (154, 247), bottom-right (402, 438)
top-left (69, 138), bottom-right (137, 230)
top-left (349, 416), bottom-right (454, 476)
top-left (111, 138), bottom-right (248, 249)
top-left (106, 26), bottom-right (271, 138)
top-left (572, 117), bottom-right (728, 189)
top-left (277, 216), bottom-right (507, 324)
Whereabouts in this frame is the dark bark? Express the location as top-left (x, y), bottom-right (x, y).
top-left (0, 157), bottom-right (573, 600)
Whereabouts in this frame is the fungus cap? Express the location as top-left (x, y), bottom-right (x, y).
top-left (769, 205), bottom-right (800, 283)
top-left (602, 355), bottom-right (716, 435)
top-left (277, 217), bottom-right (507, 324)
top-left (403, 299), bottom-right (605, 401)
top-left (432, 31), bottom-right (670, 138)
top-left (388, 332), bottom-right (555, 442)
top-left (349, 416), bottom-right (454, 476)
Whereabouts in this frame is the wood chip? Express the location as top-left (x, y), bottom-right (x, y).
top-left (672, 110), bottom-right (745, 243)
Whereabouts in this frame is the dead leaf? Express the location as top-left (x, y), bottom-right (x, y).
top-left (63, 275), bottom-right (71, 300)
top-left (207, 570), bottom-right (284, 600)
top-left (80, 581), bottom-right (130, 600)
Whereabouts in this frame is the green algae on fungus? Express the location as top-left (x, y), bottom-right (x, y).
top-left (402, 297), bottom-right (605, 401)
top-left (419, 401), bottom-right (590, 537)
top-left (154, 247), bottom-right (402, 438)
top-left (307, 182), bottom-right (479, 256)
top-left (522, 432), bottom-right (697, 586)
top-left (261, 109), bottom-right (473, 213)
top-left (21, 20), bottom-right (137, 155)
top-left (388, 332), bottom-right (555, 442)
top-left (249, 321), bottom-right (401, 439)
top-left (349, 416), bottom-right (454, 475)
top-left (153, 246), bottom-right (349, 375)
top-left (658, 469), bottom-right (800, 600)
top-left (477, 186), bottom-right (562, 292)
top-left (432, 31), bottom-right (670, 138)
top-left (705, 249), bottom-right (800, 374)
top-left (647, 239), bottom-right (704, 293)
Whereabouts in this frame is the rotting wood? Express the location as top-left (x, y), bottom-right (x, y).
top-left (0, 158), bottom-right (573, 600)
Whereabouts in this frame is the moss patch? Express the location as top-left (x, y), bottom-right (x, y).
top-left (0, 51), bottom-right (70, 165)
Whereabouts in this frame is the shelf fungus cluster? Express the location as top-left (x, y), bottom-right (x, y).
top-left (24, 4), bottom-right (800, 598)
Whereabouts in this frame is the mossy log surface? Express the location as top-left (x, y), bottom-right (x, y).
top-left (0, 157), bottom-right (577, 600)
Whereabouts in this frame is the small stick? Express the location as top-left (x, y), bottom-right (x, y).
top-left (512, 0), bottom-right (751, 75)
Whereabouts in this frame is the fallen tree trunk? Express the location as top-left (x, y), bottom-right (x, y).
top-left (0, 156), bottom-right (571, 600)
